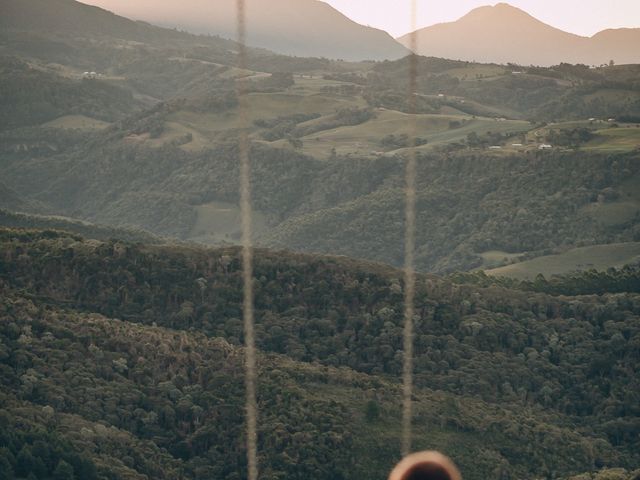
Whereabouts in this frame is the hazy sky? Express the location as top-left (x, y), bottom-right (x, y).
top-left (80, 0), bottom-right (640, 39)
top-left (322, 0), bottom-right (640, 37)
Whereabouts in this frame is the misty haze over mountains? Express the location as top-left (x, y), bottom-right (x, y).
top-left (73, 0), bottom-right (410, 61)
top-left (77, 0), bottom-right (640, 65)
top-left (398, 3), bottom-right (640, 67)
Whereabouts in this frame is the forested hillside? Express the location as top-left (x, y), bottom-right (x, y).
top-left (3, 125), bottom-right (639, 272)
top-left (0, 57), bottom-right (139, 130)
top-left (0, 229), bottom-right (639, 479)
top-left (0, 209), bottom-right (161, 244)
top-left (367, 57), bottom-right (640, 121)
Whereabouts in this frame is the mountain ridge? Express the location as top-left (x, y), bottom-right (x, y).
top-left (398, 3), bottom-right (640, 66)
top-left (74, 0), bottom-right (410, 61)
top-left (0, 0), bottom-right (201, 42)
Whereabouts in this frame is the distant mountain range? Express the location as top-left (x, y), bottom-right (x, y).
top-left (398, 3), bottom-right (640, 66)
top-left (74, 0), bottom-right (410, 61)
top-left (73, 0), bottom-right (640, 66)
top-left (0, 0), bottom-right (239, 46)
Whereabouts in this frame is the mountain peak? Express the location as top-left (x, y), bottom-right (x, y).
top-left (461, 2), bottom-right (539, 22)
top-left (493, 2), bottom-right (521, 10)
top-left (473, 2), bottom-right (522, 11)
top-left (399, 2), bottom-right (640, 66)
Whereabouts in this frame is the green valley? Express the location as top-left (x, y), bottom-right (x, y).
top-left (2, 1), bottom-right (639, 279)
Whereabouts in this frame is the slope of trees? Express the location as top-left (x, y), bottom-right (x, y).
top-left (264, 152), bottom-right (640, 272)
top-left (1, 228), bottom-right (638, 478)
top-left (451, 268), bottom-right (640, 297)
top-left (3, 289), bottom-right (622, 480)
top-left (0, 57), bottom-right (139, 130)
top-left (3, 119), bottom-right (639, 273)
top-left (0, 209), bottom-right (161, 245)
top-left (367, 57), bottom-right (640, 121)
top-left (1, 228), bottom-right (639, 479)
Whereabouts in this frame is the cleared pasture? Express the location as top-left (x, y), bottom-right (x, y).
top-left (486, 243), bottom-right (640, 280)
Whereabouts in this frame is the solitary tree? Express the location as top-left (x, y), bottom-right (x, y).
top-left (53, 460), bottom-right (75, 480)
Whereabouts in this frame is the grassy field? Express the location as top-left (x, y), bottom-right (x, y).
top-left (156, 88), bottom-right (530, 159)
top-left (121, 73), bottom-right (638, 161)
top-left (187, 201), bottom-right (268, 244)
top-left (583, 126), bottom-right (640, 153)
top-left (290, 76), bottom-right (364, 95)
top-left (287, 109), bottom-right (528, 159)
top-left (479, 250), bottom-right (525, 269)
top-left (247, 91), bottom-right (364, 117)
top-left (521, 121), bottom-right (640, 153)
top-left (146, 119), bottom-right (219, 152)
top-left (152, 90), bottom-right (365, 152)
top-left (218, 66), bottom-right (258, 79)
top-left (452, 97), bottom-right (523, 119)
top-left (41, 114), bottom-right (110, 130)
top-left (486, 242), bottom-right (640, 280)
top-left (127, 67), bottom-right (555, 157)
top-left (445, 64), bottom-right (507, 80)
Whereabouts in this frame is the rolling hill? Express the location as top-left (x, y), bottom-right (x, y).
top-left (0, 0), bottom-right (364, 101)
top-left (0, 209), bottom-right (162, 244)
top-left (1, 46), bottom-right (639, 275)
top-left (0, 0), bottom-right (236, 45)
top-left (398, 3), bottom-right (640, 66)
top-left (0, 228), bottom-right (638, 479)
top-left (76, 0), bottom-right (410, 61)
top-left (0, 56), bottom-right (140, 130)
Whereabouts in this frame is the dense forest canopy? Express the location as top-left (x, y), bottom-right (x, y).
top-left (0, 229), bottom-right (639, 479)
